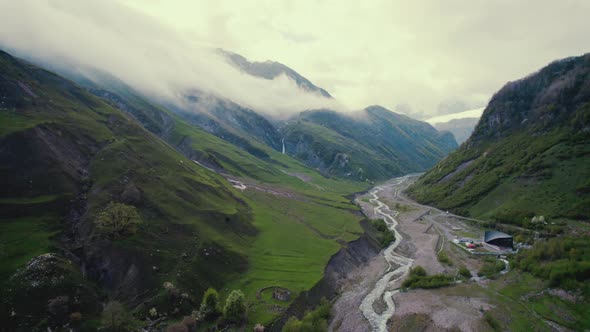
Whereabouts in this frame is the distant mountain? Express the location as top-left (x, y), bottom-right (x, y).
top-left (220, 49), bottom-right (332, 97)
top-left (433, 117), bottom-right (479, 144)
top-left (407, 53), bottom-right (590, 224)
top-left (282, 106), bottom-right (458, 180)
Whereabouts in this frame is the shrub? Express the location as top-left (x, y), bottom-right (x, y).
top-left (477, 259), bottom-right (505, 278)
top-left (282, 298), bottom-right (331, 332)
top-left (458, 266), bottom-right (472, 279)
top-left (437, 251), bottom-right (453, 266)
top-left (95, 202), bottom-right (142, 238)
top-left (223, 290), bottom-right (247, 324)
top-left (484, 311), bottom-right (501, 331)
top-left (102, 301), bottom-right (132, 331)
top-left (410, 266), bottom-right (427, 277)
top-left (200, 288), bottom-right (220, 320)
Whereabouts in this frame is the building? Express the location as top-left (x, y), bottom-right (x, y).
top-left (484, 230), bottom-right (513, 248)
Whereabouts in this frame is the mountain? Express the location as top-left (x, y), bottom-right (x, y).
top-left (281, 106), bottom-right (458, 181)
top-left (407, 54), bottom-right (590, 224)
top-left (432, 117), bottom-right (479, 144)
top-left (0, 49), bottom-right (371, 331)
top-left (220, 49), bottom-right (332, 97)
top-left (0, 49), bottom-right (256, 328)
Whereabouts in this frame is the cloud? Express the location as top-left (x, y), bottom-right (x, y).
top-left (0, 0), bottom-right (342, 117)
top-left (118, 0), bottom-right (590, 116)
top-left (1, 0), bottom-right (588, 118)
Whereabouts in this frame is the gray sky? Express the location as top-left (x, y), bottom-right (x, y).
top-left (1, 0), bottom-right (589, 118)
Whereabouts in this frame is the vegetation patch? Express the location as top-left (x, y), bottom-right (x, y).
top-left (402, 266), bottom-right (454, 290)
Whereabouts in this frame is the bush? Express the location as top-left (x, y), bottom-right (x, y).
top-left (477, 259), bottom-right (505, 278)
top-left (371, 219), bottom-right (395, 247)
top-left (402, 274), bottom-right (454, 289)
top-left (223, 290), bottom-right (247, 324)
top-left (484, 311), bottom-right (501, 331)
top-left (437, 251), bottom-right (453, 266)
top-left (200, 288), bottom-right (220, 320)
top-left (513, 236), bottom-right (590, 292)
top-left (282, 298), bottom-right (330, 332)
top-left (102, 301), bottom-right (133, 331)
top-left (95, 202), bottom-right (142, 238)
top-left (410, 266), bottom-right (427, 277)
top-left (458, 266), bottom-right (472, 279)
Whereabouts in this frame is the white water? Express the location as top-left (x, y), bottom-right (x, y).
top-left (281, 138), bottom-right (285, 154)
top-left (359, 176), bottom-right (414, 332)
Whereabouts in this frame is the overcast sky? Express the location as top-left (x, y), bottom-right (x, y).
top-left (1, 0), bottom-right (589, 118)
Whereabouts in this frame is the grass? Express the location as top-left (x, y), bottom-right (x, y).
top-left (225, 190), bottom-right (363, 325)
top-left (0, 216), bottom-right (60, 282)
top-left (437, 251), bottom-right (453, 266)
top-left (0, 49), bottom-right (378, 331)
top-left (407, 122), bottom-right (590, 225)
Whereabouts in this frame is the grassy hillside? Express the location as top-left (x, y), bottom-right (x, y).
top-left (0, 50), bottom-right (369, 330)
top-left (282, 106), bottom-right (458, 181)
top-left (407, 54), bottom-right (590, 225)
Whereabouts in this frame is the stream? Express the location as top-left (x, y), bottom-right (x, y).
top-left (359, 176), bottom-right (414, 332)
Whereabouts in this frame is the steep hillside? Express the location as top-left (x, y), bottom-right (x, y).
top-left (433, 117), bottom-right (479, 144)
top-left (407, 54), bottom-right (590, 224)
top-left (0, 50), bottom-right (370, 330)
top-left (282, 106), bottom-right (458, 181)
top-left (0, 50), bottom-right (259, 329)
top-left (220, 50), bottom-right (332, 97)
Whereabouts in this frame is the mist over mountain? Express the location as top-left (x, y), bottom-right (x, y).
top-left (0, 1), bottom-right (342, 118)
top-left (220, 49), bottom-right (332, 98)
top-left (432, 117), bottom-right (480, 144)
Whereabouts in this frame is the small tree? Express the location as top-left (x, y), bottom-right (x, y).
top-left (96, 202), bottom-right (142, 238)
top-left (102, 301), bottom-right (129, 331)
top-left (200, 288), bottom-right (220, 320)
top-left (223, 290), bottom-right (247, 324)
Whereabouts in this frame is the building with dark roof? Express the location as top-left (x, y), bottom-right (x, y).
top-left (484, 230), bottom-right (513, 248)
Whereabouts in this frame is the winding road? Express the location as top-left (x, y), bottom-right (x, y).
top-left (359, 176), bottom-right (414, 332)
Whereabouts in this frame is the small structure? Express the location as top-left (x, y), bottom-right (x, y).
top-left (484, 230), bottom-right (513, 248)
top-left (272, 288), bottom-right (291, 301)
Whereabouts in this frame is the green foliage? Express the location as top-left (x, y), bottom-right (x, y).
top-left (101, 301), bottom-right (135, 331)
top-left (403, 266), bottom-right (453, 289)
top-left (223, 290), bottom-right (247, 324)
top-left (513, 236), bottom-right (590, 292)
top-left (199, 288), bottom-right (220, 320)
top-left (483, 311), bottom-right (501, 331)
top-left (477, 258), bottom-right (505, 278)
top-left (282, 108), bottom-right (457, 181)
top-left (410, 266), bottom-right (427, 277)
top-left (437, 251), bottom-right (453, 266)
top-left (458, 266), bottom-right (472, 279)
top-left (282, 298), bottom-right (331, 332)
top-left (370, 219), bottom-right (395, 248)
top-left (95, 202), bottom-right (142, 238)
top-left (407, 58), bottom-right (590, 224)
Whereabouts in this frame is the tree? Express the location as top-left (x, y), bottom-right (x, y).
top-left (200, 288), bottom-right (220, 320)
top-left (95, 202), bottom-right (142, 238)
top-left (102, 301), bottom-right (130, 331)
top-left (223, 290), bottom-right (247, 324)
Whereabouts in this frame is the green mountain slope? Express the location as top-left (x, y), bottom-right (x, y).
top-left (0, 50), bottom-right (370, 330)
top-left (282, 106), bottom-right (458, 181)
top-left (407, 54), bottom-right (590, 224)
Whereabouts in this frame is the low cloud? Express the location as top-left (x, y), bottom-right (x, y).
top-left (0, 0), bottom-right (342, 117)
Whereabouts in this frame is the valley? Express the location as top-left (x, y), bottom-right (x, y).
top-left (331, 175), bottom-right (588, 331)
top-left (1, 3), bottom-right (589, 331)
